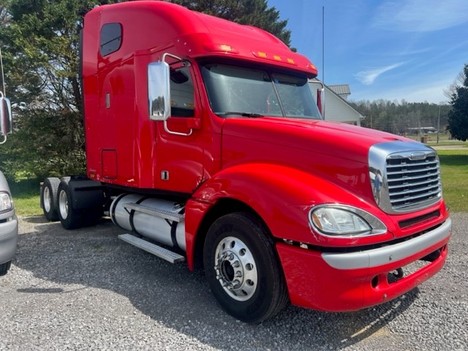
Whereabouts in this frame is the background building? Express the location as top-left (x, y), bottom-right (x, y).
top-left (309, 79), bottom-right (363, 125)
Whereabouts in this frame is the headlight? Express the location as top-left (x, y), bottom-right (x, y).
top-left (309, 205), bottom-right (386, 237)
top-left (0, 192), bottom-right (13, 212)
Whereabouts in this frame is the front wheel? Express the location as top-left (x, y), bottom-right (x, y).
top-left (203, 212), bottom-right (288, 323)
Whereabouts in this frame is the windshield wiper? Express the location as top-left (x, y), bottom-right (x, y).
top-left (216, 111), bottom-right (264, 118)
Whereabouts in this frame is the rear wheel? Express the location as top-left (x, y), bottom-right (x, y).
top-left (57, 179), bottom-right (82, 229)
top-left (40, 177), bottom-right (60, 221)
top-left (204, 212), bottom-right (288, 323)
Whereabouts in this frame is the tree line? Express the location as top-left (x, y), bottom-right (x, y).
top-left (350, 100), bottom-right (451, 136)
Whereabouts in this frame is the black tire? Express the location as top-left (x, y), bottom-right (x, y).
top-left (0, 261), bottom-right (11, 276)
top-left (40, 177), bottom-right (60, 221)
top-left (57, 179), bottom-right (82, 230)
top-left (203, 212), bottom-right (289, 323)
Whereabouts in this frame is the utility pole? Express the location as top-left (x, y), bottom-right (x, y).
top-left (437, 104), bottom-right (441, 144)
top-left (0, 48), bottom-right (6, 96)
top-left (321, 5), bottom-right (325, 119)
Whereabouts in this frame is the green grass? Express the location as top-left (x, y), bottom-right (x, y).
top-left (8, 149), bottom-right (468, 216)
top-left (437, 149), bottom-right (468, 212)
top-left (9, 179), bottom-right (43, 217)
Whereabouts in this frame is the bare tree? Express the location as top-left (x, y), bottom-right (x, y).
top-left (444, 68), bottom-right (467, 100)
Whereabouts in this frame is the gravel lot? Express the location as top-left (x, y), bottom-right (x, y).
top-left (0, 213), bottom-right (466, 350)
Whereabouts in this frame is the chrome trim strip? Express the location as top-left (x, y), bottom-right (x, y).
top-left (387, 159), bottom-right (438, 169)
top-left (322, 218), bottom-right (451, 270)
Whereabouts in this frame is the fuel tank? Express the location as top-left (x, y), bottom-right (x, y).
top-left (110, 194), bottom-right (186, 251)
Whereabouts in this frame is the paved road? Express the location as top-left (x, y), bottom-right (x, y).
top-left (0, 214), bottom-right (466, 350)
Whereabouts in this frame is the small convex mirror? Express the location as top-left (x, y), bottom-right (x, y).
top-left (148, 62), bottom-right (171, 121)
top-left (0, 92), bottom-right (12, 136)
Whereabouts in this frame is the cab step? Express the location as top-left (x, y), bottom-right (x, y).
top-left (118, 233), bottom-right (185, 263)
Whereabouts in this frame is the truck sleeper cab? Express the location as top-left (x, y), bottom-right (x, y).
top-left (40, 1), bottom-right (451, 323)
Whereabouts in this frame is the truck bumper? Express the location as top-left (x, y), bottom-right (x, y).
top-left (276, 218), bottom-right (451, 312)
top-left (0, 216), bottom-right (18, 264)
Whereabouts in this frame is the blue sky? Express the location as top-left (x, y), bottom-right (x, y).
top-left (268, 0), bottom-right (468, 103)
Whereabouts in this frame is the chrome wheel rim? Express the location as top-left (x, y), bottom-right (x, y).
top-left (58, 189), bottom-right (69, 220)
top-left (214, 236), bottom-right (258, 302)
top-left (43, 187), bottom-right (51, 212)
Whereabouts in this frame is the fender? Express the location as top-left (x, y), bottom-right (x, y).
top-left (67, 178), bottom-right (104, 210)
top-left (184, 162), bottom-right (391, 270)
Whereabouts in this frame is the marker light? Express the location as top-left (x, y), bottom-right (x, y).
top-left (218, 44), bottom-right (235, 52)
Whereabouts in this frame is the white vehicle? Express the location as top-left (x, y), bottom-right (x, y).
top-left (0, 92), bottom-right (17, 276)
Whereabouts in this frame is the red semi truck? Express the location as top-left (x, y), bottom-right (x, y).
top-left (40, 1), bottom-right (451, 323)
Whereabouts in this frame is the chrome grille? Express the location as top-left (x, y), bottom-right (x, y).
top-left (369, 141), bottom-right (442, 214)
top-left (386, 153), bottom-right (441, 211)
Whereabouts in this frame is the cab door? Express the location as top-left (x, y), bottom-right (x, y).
top-left (153, 63), bottom-right (205, 194)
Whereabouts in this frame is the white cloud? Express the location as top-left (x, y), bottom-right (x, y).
top-left (355, 63), bottom-right (405, 85)
top-left (351, 77), bottom-right (453, 103)
top-left (374, 0), bottom-right (468, 32)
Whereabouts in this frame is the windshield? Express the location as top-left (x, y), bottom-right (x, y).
top-left (201, 63), bottom-right (321, 119)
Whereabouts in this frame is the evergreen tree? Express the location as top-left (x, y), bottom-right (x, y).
top-left (447, 64), bottom-right (468, 141)
top-left (0, 0), bottom-right (117, 179)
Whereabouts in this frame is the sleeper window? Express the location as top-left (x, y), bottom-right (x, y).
top-left (100, 23), bottom-right (123, 56)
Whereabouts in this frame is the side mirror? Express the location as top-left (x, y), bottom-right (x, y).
top-left (0, 92), bottom-right (12, 137)
top-left (148, 62), bottom-right (170, 121)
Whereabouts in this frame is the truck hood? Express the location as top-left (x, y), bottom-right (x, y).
top-left (220, 117), bottom-right (411, 203)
